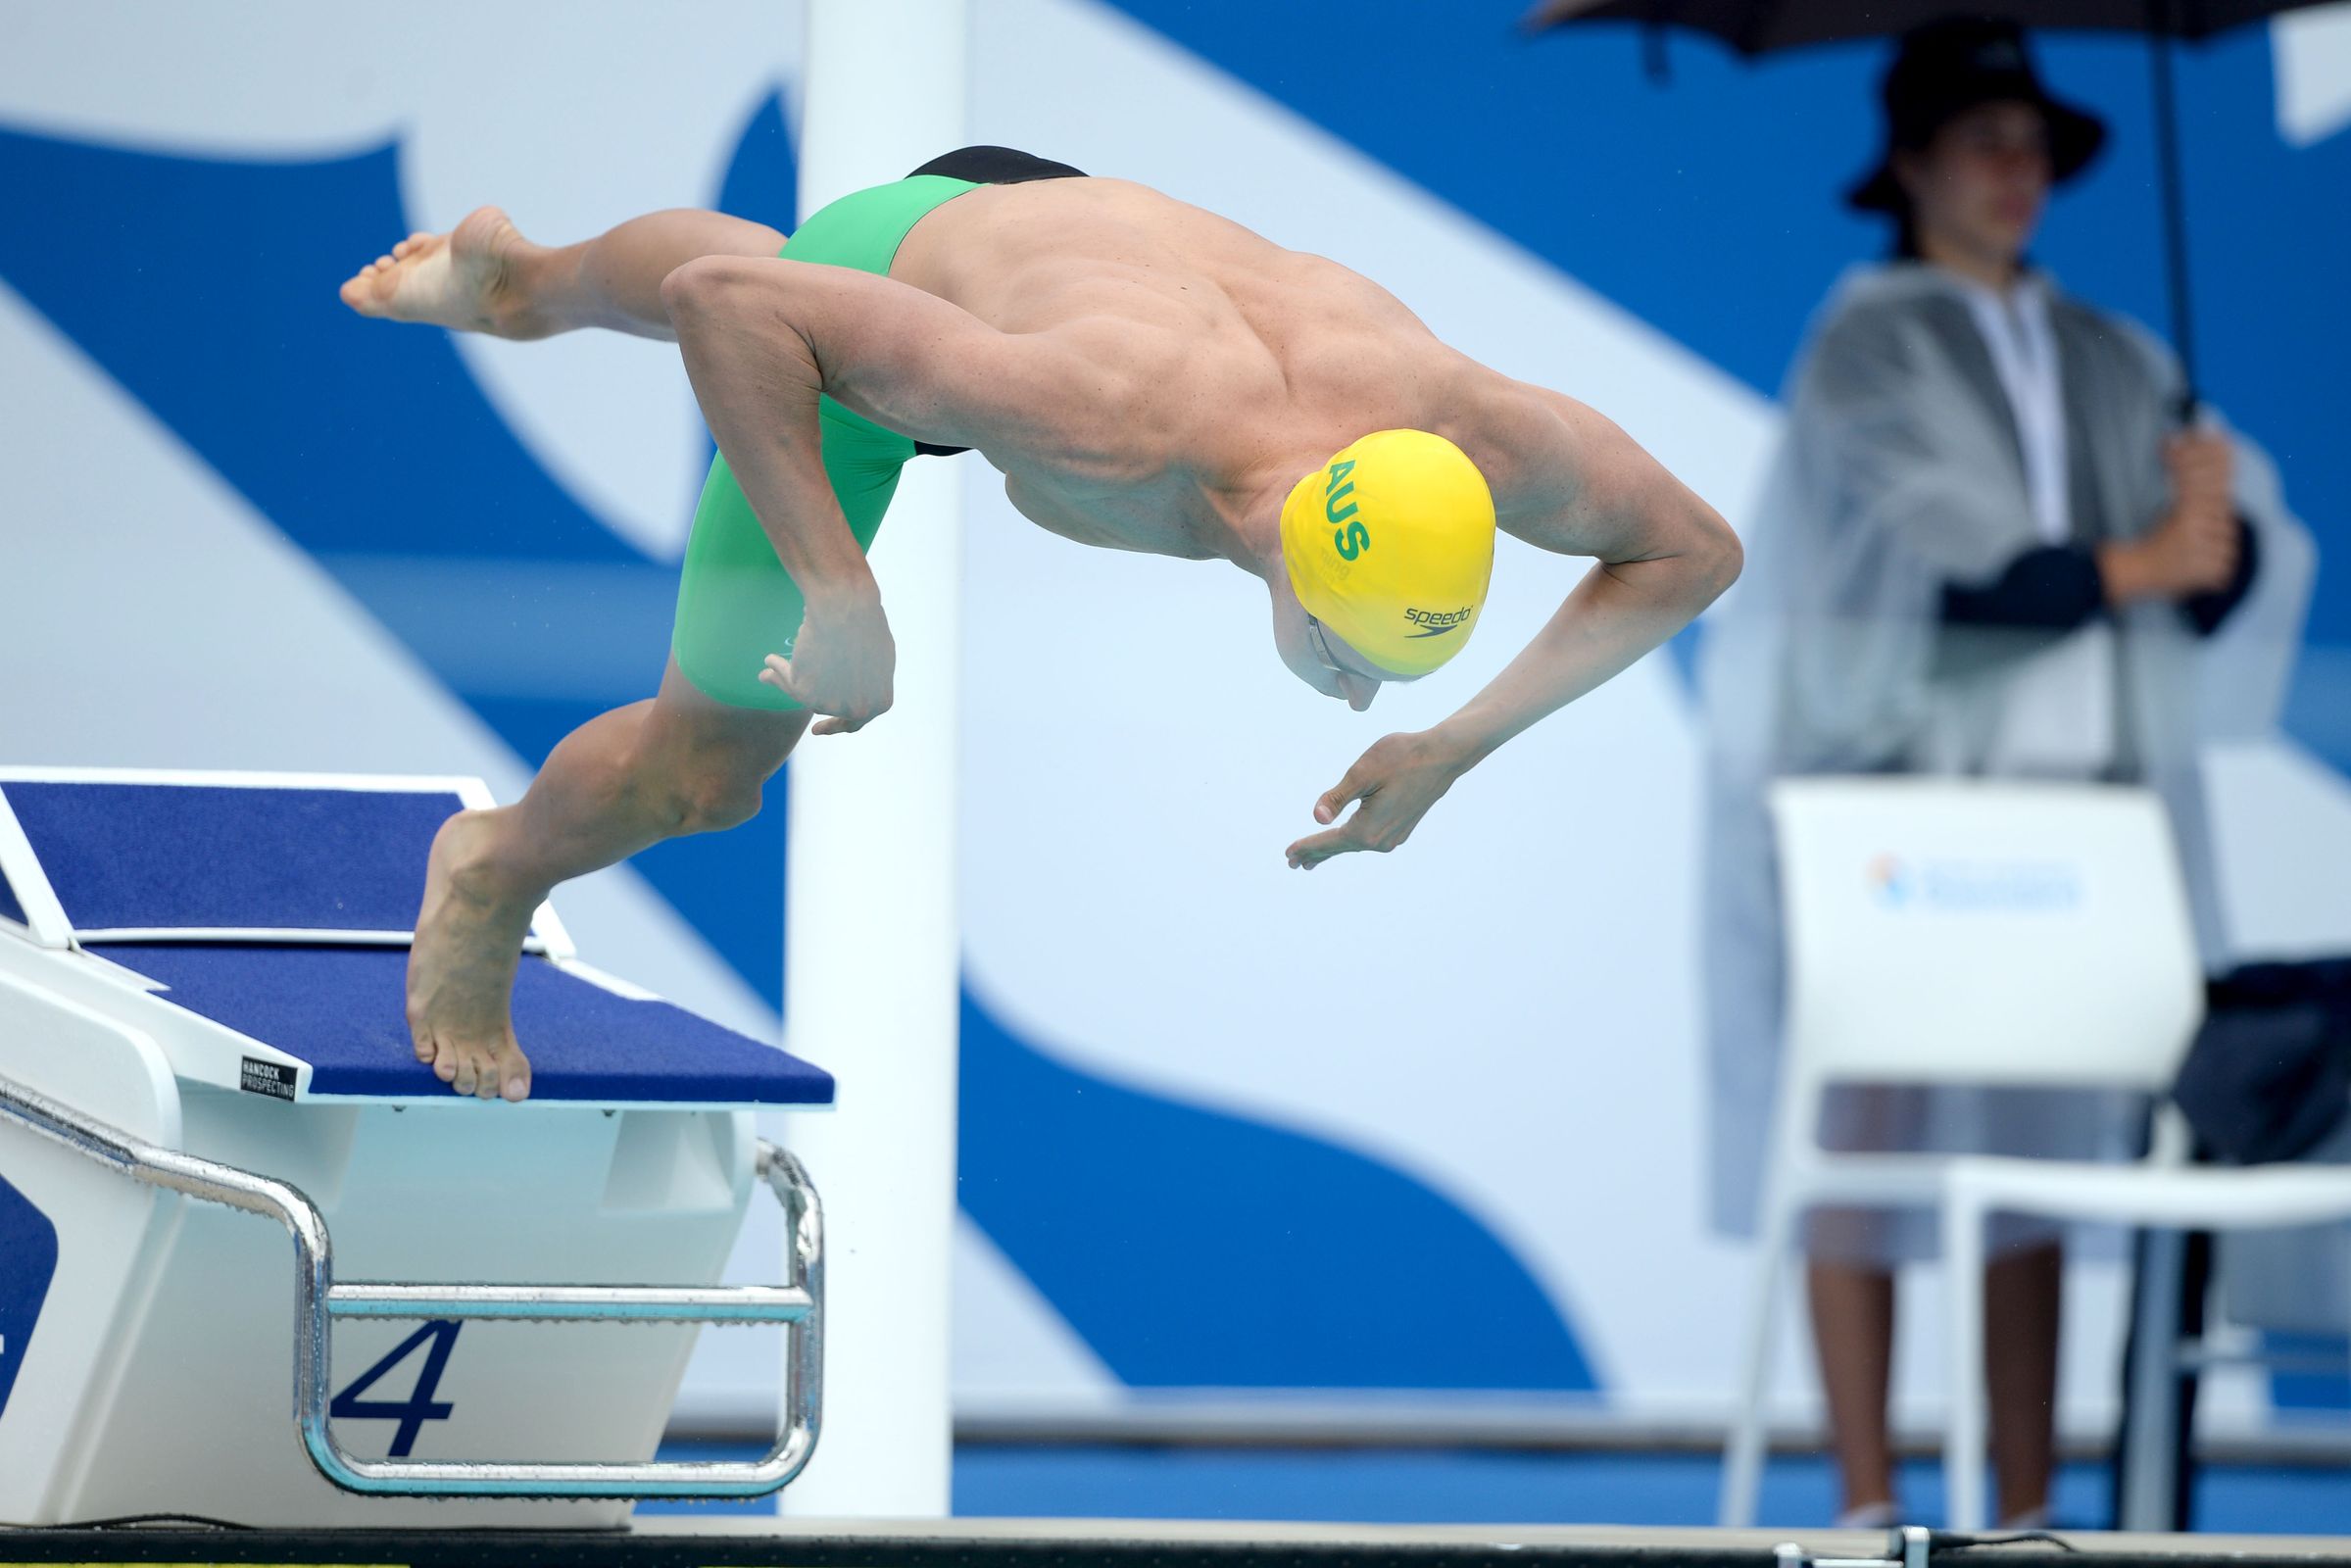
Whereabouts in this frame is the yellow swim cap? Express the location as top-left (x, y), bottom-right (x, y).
top-left (1279, 429), bottom-right (1495, 678)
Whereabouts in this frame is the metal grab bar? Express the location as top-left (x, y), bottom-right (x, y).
top-left (0, 1072), bottom-right (822, 1498)
top-left (326, 1281), bottom-right (814, 1323)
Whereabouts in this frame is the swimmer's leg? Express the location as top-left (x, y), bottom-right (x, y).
top-left (341, 207), bottom-right (789, 341)
top-left (408, 657), bottom-right (808, 1102)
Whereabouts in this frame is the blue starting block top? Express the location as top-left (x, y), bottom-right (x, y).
top-left (3, 778), bottom-right (478, 938)
top-left (93, 944), bottom-right (834, 1105)
top-left (0, 770), bottom-right (833, 1108)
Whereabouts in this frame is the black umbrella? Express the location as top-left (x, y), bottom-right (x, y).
top-left (1524, 0), bottom-right (2330, 412)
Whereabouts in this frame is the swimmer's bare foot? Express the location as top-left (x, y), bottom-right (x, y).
top-left (408, 809), bottom-right (538, 1102)
top-left (339, 206), bottom-right (553, 339)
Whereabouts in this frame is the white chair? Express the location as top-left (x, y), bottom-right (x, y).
top-left (1943, 1153), bottom-right (2351, 1528)
top-left (1722, 777), bottom-right (2210, 1527)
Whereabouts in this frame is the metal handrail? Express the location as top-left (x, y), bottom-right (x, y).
top-left (0, 1072), bottom-right (822, 1498)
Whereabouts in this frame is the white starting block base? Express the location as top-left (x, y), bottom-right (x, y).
top-left (0, 769), bottom-right (832, 1528)
top-left (1, 1081), bottom-right (748, 1526)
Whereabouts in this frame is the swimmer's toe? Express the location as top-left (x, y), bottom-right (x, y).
top-left (433, 1037), bottom-right (529, 1102)
top-left (496, 1051), bottom-right (533, 1103)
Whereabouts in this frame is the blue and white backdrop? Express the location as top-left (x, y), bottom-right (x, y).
top-left (3, 0), bottom-right (2347, 1443)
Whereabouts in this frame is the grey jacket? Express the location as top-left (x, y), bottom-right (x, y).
top-left (1696, 263), bottom-right (2314, 1249)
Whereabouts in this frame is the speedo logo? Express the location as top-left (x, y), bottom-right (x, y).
top-left (1403, 606), bottom-right (1473, 638)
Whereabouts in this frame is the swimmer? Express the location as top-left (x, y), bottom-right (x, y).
top-left (341, 147), bottom-right (1740, 1102)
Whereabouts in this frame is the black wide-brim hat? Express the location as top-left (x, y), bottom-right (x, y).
top-left (1846, 17), bottom-right (2107, 213)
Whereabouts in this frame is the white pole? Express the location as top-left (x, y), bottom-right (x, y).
top-left (776, 0), bottom-right (967, 1520)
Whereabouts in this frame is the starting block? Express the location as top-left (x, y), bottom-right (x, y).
top-left (0, 767), bottom-right (833, 1528)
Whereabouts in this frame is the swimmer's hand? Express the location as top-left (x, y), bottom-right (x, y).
top-left (1285, 731), bottom-right (1466, 870)
top-left (759, 592), bottom-right (897, 734)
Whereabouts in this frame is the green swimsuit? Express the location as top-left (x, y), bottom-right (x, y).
top-left (669, 172), bottom-right (979, 710)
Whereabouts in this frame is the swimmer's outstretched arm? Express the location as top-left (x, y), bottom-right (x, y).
top-left (1286, 388), bottom-right (1740, 869)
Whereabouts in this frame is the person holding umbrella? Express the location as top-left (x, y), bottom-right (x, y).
top-left (1698, 18), bottom-right (2308, 1530)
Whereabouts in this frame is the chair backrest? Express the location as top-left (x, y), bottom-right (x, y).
top-left (1772, 777), bottom-right (2204, 1096)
